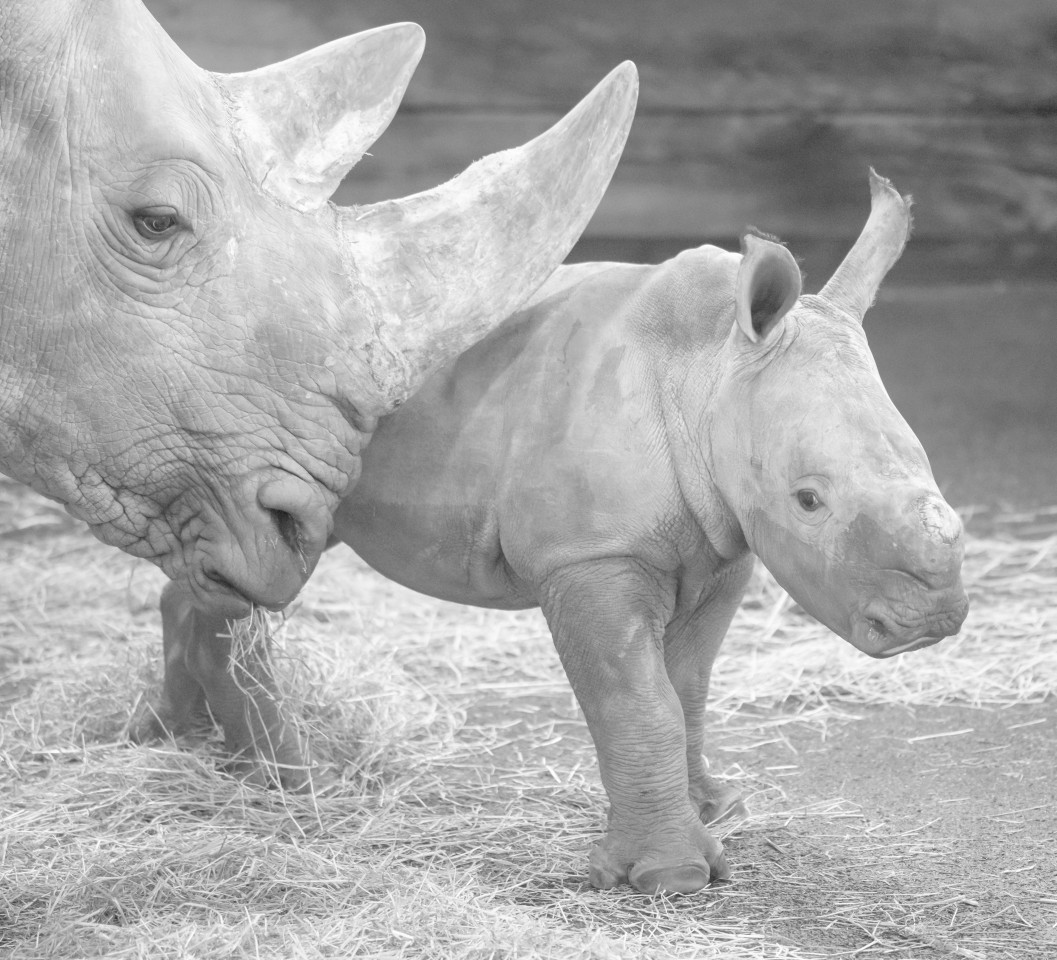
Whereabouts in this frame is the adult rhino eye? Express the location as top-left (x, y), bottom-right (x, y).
top-left (133, 209), bottom-right (181, 240)
top-left (796, 489), bottom-right (822, 512)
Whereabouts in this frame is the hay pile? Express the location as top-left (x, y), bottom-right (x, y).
top-left (1, 485), bottom-right (1054, 959)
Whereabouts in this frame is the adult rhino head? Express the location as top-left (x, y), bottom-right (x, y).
top-left (0, 0), bottom-right (637, 616)
top-left (711, 171), bottom-right (968, 657)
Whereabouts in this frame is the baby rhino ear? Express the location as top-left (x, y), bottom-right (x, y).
top-left (734, 233), bottom-right (802, 343)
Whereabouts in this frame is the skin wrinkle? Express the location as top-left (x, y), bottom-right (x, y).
top-left (643, 256), bottom-right (747, 561)
top-left (183, 377), bottom-right (357, 493)
top-left (660, 371), bottom-right (733, 559)
top-left (55, 357), bottom-right (242, 562)
top-left (4, 97), bottom-right (241, 542)
top-left (88, 163), bottom-right (225, 297)
top-left (81, 233), bottom-right (362, 511)
top-left (164, 237), bottom-right (374, 494)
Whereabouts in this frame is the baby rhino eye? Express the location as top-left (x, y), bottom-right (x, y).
top-left (796, 489), bottom-right (822, 512)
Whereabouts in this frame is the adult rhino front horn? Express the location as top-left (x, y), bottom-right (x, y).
top-left (0, 0), bottom-right (638, 616)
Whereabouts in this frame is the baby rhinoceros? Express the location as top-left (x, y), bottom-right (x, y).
top-left (154, 172), bottom-right (969, 895)
top-left (341, 171), bottom-right (970, 892)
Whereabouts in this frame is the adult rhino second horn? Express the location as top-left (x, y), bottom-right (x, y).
top-left (339, 60), bottom-right (639, 401)
top-left (222, 22), bottom-right (426, 211)
top-left (819, 169), bottom-right (913, 322)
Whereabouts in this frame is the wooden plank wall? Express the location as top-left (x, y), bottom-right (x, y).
top-left (147, 0), bottom-right (1057, 280)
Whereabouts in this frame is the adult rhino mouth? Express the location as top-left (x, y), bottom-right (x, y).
top-left (196, 565), bottom-right (294, 618)
top-left (196, 568), bottom-right (258, 618)
top-left (188, 480), bottom-right (330, 618)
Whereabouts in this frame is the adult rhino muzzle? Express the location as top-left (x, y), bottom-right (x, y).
top-left (0, 0), bottom-right (638, 616)
top-left (194, 474), bottom-right (334, 614)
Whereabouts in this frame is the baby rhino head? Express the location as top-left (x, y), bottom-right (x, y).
top-left (712, 172), bottom-right (969, 657)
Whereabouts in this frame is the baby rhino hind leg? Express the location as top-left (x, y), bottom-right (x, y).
top-left (129, 581), bottom-right (312, 790)
top-left (664, 557), bottom-right (756, 828)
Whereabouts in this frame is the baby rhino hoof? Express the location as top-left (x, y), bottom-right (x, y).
top-left (588, 822), bottom-right (730, 895)
top-left (630, 861), bottom-right (717, 896)
top-left (700, 787), bottom-right (749, 826)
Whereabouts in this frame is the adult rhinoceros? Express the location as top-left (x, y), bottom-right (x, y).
top-left (0, 0), bottom-right (637, 615)
top-left (151, 172), bottom-right (969, 894)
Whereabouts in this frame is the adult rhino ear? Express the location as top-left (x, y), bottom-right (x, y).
top-left (341, 61), bottom-right (639, 402)
top-left (819, 169), bottom-right (913, 323)
top-left (221, 22), bottom-right (425, 211)
top-left (734, 233), bottom-right (802, 344)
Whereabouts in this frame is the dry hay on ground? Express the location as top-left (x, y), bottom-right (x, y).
top-left (0, 489), bottom-right (1054, 959)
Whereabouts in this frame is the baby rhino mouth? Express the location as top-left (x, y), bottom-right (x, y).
top-left (853, 599), bottom-right (968, 659)
top-left (864, 619), bottom-right (944, 658)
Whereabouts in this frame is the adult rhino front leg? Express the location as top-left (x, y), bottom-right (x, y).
top-left (663, 556), bottom-right (755, 828)
top-left (130, 582), bottom-right (311, 790)
top-left (129, 582), bottom-right (211, 741)
top-left (539, 558), bottom-right (730, 895)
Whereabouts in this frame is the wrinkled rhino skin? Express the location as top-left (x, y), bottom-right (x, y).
top-left (150, 174), bottom-right (969, 893)
top-left (0, 0), bottom-right (637, 616)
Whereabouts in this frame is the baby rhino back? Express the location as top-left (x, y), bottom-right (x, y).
top-left (333, 248), bottom-right (737, 607)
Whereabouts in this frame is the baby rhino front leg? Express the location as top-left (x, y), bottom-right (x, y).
top-left (540, 559), bottom-right (729, 895)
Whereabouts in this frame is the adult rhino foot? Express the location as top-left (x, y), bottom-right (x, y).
top-left (219, 752), bottom-right (318, 794)
top-left (127, 698), bottom-right (166, 744)
top-left (129, 690), bottom-right (318, 794)
top-left (588, 817), bottom-right (730, 895)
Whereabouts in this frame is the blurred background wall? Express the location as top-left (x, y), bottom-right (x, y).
top-left (145, 0), bottom-right (1057, 511)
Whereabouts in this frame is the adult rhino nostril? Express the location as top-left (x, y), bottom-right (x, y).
top-left (269, 508), bottom-right (307, 573)
top-left (255, 475), bottom-right (328, 579)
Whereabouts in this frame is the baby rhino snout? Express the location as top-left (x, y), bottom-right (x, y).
top-left (918, 495), bottom-right (962, 547)
top-left (904, 494), bottom-right (965, 590)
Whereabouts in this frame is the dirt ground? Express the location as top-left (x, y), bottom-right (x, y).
top-left (739, 702), bottom-right (1057, 956)
top-left (459, 676), bottom-right (1057, 957)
